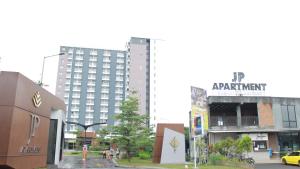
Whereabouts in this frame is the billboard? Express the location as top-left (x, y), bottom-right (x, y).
top-left (191, 86), bottom-right (208, 137)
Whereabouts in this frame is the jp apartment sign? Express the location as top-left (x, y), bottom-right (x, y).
top-left (212, 72), bottom-right (267, 91)
top-left (19, 114), bottom-right (41, 154)
top-left (0, 72), bottom-right (66, 169)
top-left (20, 92), bottom-right (42, 154)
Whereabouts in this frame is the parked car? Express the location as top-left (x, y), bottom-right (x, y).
top-left (281, 151), bottom-right (300, 166)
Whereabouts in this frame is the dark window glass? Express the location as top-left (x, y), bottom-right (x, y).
top-left (281, 105), bottom-right (289, 121)
top-left (288, 106), bottom-right (296, 121)
top-left (281, 105), bottom-right (297, 128)
top-left (283, 122), bottom-right (290, 128)
top-left (290, 122), bottom-right (297, 128)
top-left (289, 152), bottom-right (299, 156)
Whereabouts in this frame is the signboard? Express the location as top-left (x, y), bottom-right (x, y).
top-left (245, 133), bottom-right (268, 141)
top-left (160, 128), bottom-right (185, 164)
top-left (0, 72), bottom-right (66, 169)
top-left (191, 86), bottom-right (208, 137)
top-left (19, 113), bottom-right (41, 154)
top-left (212, 72), bottom-right (267, 96)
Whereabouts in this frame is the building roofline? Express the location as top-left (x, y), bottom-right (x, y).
top-left (60, 46), bottom-right (126, 53)
top-left (208, 95), bottom-right (300, 100)
top-left (130, 37), bottom-right (150, 40)
top-left (208, 128), bottom-right (300, 133)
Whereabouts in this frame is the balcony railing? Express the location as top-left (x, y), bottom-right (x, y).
top-left (210, 116), bottom-right (259, 127)
top-left (210, 116), bottom-right (237, 127)
top-left (241, 116), bottom-right (258, 126)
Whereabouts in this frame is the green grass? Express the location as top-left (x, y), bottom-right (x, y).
top-left (117, 157), bottom-right (247, 169)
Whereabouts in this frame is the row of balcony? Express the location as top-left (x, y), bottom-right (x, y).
top-left (70, 115), bottom-right (109, 119)
top-left (210, 116), bottom-right (258, 127)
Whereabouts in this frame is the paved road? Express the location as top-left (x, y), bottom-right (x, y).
top-left (256, 163), bottom-right (299, 169)
top-left (53, 156), bottom-right (151, 169)
top-left (55, 156), bottom-right (116, 169)
top-left (56, 156), bottom-right (300, 169)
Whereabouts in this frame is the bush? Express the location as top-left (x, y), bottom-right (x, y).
top-left (89, 145), bottom-right (101, 151)
top-left (138, 151), bottom-right (151, 159)
top-left (208, 153), bottom-right (224, 165)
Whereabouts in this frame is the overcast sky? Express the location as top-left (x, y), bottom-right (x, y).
top-left (1, 0), bottom-right (300, 126)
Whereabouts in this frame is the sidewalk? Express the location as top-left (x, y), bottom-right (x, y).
top-left (249, 152), bottom-right (281, 164)
top-left (254, 158), bottom-right (281, 164)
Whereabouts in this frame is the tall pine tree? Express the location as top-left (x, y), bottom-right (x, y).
top-left (112, 94), bottom-right (153, 161)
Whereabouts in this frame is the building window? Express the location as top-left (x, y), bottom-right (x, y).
top-left (253, 141), bottom-right (267, 151)
top-left (117, 53), bottom-right (124, 58)
top-left (103, 51), bottom-right (111, 56)
top-left (281, 105), bottom-right (297, 128)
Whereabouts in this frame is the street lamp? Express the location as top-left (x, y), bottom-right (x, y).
top-left (39, 52), bottom-right (65, 86)
top-left (66, 121), bottom-right (107, 146)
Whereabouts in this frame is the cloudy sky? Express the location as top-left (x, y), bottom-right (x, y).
top-left (1, 0), bottom-right (300, 126)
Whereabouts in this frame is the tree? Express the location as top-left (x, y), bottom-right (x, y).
top-left (73, 130), bottom-right (81, 150)
top-left (96, 127), bottom-right (113, 151)
top-left (236, 135), bottom-right (252, 157)
top-left (221, 137), bottom-right (235, 156)
top-left (184, 127), bottom-right (190, 160)
top-left (196, 136), bottom-right (207, 164)
top-left (212, 137), bottom-right (235, 156)
top-left (112, 94), bottom-right (153, 161)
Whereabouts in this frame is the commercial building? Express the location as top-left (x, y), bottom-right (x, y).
top-left (190, 73), bottom-right (300, 162)
top-left (208, 95), bottom-right (300, 160)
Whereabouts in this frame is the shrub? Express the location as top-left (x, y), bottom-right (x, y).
top-left (138, 151), bottom-right (151, 159)
top-left (208, 153), bottom-right (224, 165)
top-left (71, 151), bottom-right (80, 155)
top-left (89, 145), bottom-right (101, 151)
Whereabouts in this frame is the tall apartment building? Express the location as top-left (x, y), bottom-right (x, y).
top-left (127, 37), bottom-right (151, 126)
top-left (56, 37), bottom-right (155, 133)
top-left (56, 46), bottom-right (127, 132)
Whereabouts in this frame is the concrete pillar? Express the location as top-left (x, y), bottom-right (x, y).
top-left (50, 110), bottom-right (65, 165)
top-left (237, 104), bottom-right (241, 127)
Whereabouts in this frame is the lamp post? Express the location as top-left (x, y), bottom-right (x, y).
top-left (66, 121), bottom-right (107, 160)
top-left (66, 121), bottom-right (107, 146)
top-left (39, 52), bottom-right (65, 86)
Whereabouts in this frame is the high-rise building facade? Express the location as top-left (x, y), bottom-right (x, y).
top-left (56, 46), bottom-right (127, 132)
top-left (56, 37), bottom-right (156, 133)
top-left (127, 37), bottom-right (151, 126)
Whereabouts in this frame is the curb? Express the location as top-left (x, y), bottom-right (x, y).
top-left (116, 165), bottom-right (168, 169)
top-left (113, 160), bottom-right (167, 169)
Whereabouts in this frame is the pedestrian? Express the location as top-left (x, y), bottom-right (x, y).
top-left (109, 148), bottom-right (114, 160)
top-left (102, 150), bottom-right (106, 159)
top-left (116, 148), bottom-right (120, 159)
top-left (106, 150), bottom-right (110, 159)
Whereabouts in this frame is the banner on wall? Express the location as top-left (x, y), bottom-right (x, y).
top-left (191, 86), bottom-right (208, 137)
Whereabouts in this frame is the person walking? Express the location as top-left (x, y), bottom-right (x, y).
top-left (116, 148), bottom-right (120, 159)
top-left (102, 150), bottom-right (106, 159)
top-left (109, 148), bottom-right (114, 160)
top-left (106, 150), bottom-right (110, 160)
